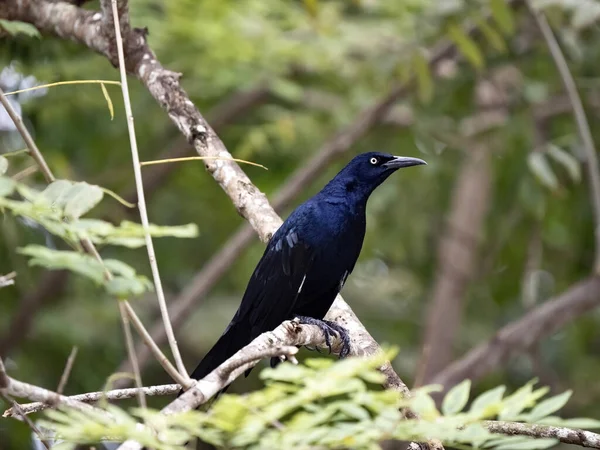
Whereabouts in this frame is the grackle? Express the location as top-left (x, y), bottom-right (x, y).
top-left (188, 152), bottom-right (426, 387)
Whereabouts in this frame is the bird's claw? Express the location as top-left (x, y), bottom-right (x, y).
top-left (294, 316), bottom-right (351, 358)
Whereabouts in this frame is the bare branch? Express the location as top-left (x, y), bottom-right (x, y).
top-left (1, 393), bottom-right (50, 450)
top-left (527, 2), bottom-right (600, 274)
top-left (485, 421), bottom-right (600, 449)
top-left (118, 303), bottom-right (146, 408)
top-left (431, 277), bottom-right (600, 391)
top-left (0, 357), bottom-right (98, 414)
top-left (4, 384), bottom-right (181, 417)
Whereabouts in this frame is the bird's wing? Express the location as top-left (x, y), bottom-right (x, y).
top-left (231, 225), bottom-right (315, 340)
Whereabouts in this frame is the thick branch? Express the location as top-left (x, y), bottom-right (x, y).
top-left (431, 277), bottom-right (600, 390)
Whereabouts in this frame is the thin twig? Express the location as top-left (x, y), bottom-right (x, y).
top-left (56, 346), bottom-right (78, 395)
top-left (109, 0), bottom-right (188, 380)
top-left (1, 393), bottom-right (50, 450)
top-left (485, 420), bottom-right (600, 449)
top-left (140, 155), bottom-right (267, 170)
top-left (118, 303), bottom-right (146, 408)
top-left (0, 86), bottom-right (55, 183)
top-left (12, 165), bottom-right (38, 181)
top-left (527, 2), bottom-right (600, 274)
top-left (4, 384), bottom-right (181, 417)
top-left (122, 302), bottom-right (191, 388)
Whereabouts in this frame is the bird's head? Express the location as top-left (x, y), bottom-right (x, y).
top-left (324, 152), bottom-right (427, 200)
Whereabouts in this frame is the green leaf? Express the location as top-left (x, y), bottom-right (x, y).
top-left (470, 385), bottom-right (506, 415)
top-left (528, 390), bottom-right (572, 421)
top-left (18, 245), bottom-right (153, 298)
top-left (559, 418), bottom-right (600, 429)
top-left (271, 79), bottom-right (304, 103)
top-left (494, 438), bottom-right (558, 450)
top-left (490, 0), bottom-right (515, 35)
top-left (447, 23), bottom-right (484, 70)
top-left (100, 83), bottom-right (115, 120)
top-left (19, 245), bottom-right (106, 285)
top-left (0, 156), bottom-right (8, 176)
top-left (63, 182), bottom-right (104, 219)
top-left (546, 144), bottom-right (581, 183)
top-left (475, 16), bottom-right (507, 52)
top-left (106, 276), bottom-right (153, 298)
top-left (442, 379), bottom-right (471, 415)
top-left (337, 402), bottom-right (370, 421)
top-left (527, 152), bottom-right (559, 192)
top-left (0, 177), bottom-right (15, 197)
top-left (0, 19), bottom-right (41, 38)
top-left (411, 392), bottom-right (439, 419)
top-left (412, 50), bottom-right (433, 104)
top-left (40, 180), bottom-right (74, 209)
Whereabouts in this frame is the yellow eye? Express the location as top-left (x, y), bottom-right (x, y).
top-left (370, 157), bottom-right (378, 165)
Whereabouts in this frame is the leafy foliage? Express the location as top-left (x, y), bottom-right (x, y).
top-left (39, 352), bottom-right (600, 450)
top-left (0, 161), bottom-right (197, 296)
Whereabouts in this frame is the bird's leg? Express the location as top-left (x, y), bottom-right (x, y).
top-left (294, 316), bottom-right (351, 358)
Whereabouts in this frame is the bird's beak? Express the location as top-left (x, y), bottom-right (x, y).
top-left (383, 155), bottom-right (428, 170)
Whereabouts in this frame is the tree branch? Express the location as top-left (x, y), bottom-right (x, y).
top-left (3, 384), bottom-right (181, 417)
top-left (431, 277), bottom-right (600, 391)
top-left (485, 421), bottom-right (600, 449)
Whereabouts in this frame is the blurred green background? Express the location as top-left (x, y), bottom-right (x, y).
top-left (1, 0), bottom-right (600, 448)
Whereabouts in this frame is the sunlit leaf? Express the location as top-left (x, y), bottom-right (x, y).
top-left (470, 385), bottom-right (506, 415)
top-left (527, 152), bottom-right (559, 192)
top-left (62, 182), bottom-right (104, 219)
top-left (0, 156), bottom-right (7, 175)
top-left (106, 276), bottom-right (153, 298)
top-left (0, 19), bottom-right (40, 37)
top-left (546, 144), bottom-right (581, 183)
top-left (0, 177), bottom-right (15, 197)
top-left (100, 83), bottom-right (115, 120)
top-left (528, 390), bottom-right (572, 421)
top-left (442, 379), bottom-right (471, 416)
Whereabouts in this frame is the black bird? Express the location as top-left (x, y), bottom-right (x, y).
top-left (189, 152), bottom-right (426, 385)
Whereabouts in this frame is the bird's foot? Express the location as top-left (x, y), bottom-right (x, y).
top-left (294, 316), bottom-right (351, 358)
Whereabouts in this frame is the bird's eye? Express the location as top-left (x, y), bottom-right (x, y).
top-left (370, 157), bottom-right (378, 165)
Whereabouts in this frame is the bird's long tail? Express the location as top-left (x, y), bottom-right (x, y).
top-left (188, 320), bottom-right (251, 386)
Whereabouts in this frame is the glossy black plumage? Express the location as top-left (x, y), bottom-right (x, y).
top-left (188, 152), bottom-right (426, 386)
